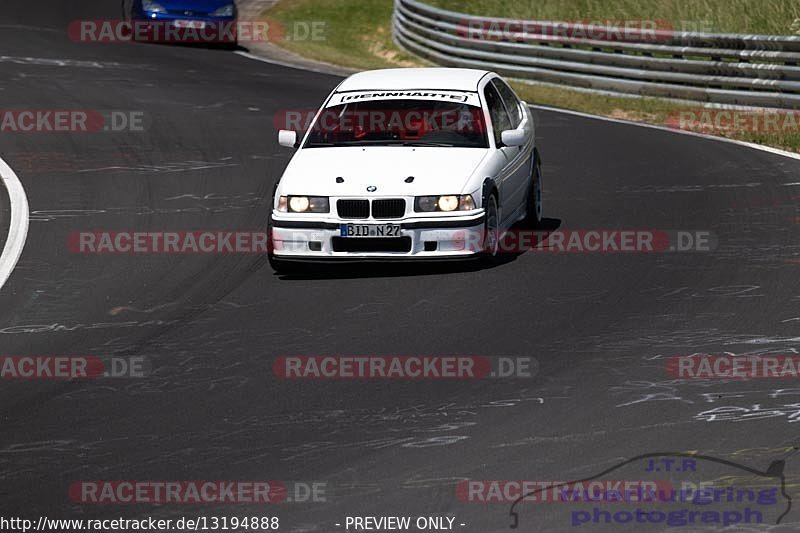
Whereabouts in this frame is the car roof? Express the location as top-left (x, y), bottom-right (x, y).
top-left (336, 68), bottom-right (493, 93)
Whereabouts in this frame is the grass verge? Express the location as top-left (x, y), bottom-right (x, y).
top-left (263, 0), bottom-right (420, 70)
top-left (262, 0), bottom-right (800, 153)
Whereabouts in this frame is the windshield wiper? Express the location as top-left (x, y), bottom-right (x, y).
top-left (305, 140), bottom-right (403, 147)
top-left (400, 141), bottom-right (457, 147)
top-left (305, 141), bottom-right (358, 147)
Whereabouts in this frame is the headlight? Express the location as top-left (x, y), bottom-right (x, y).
top-left (414, 195), bottom-right (475, 212)
top-left (277, 196), bottom-right (330, 213)
top-left (437, 195), bottom-right (460, 212)
top-left (142, 0), bottom-right (166, 13)
top-left (289, 196), bottom-right (309, 212)
top-left (211, 4), bottom-right (235, 16)
top-left (416, 196), bottom-right (438, 212)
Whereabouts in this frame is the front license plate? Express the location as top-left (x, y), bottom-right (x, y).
top-left (340, 224), bottom-right (401, 238)
top-left (174, 20), bottom-right (206, 29)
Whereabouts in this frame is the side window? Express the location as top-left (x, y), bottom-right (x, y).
top-left (483, 83), bottom-right (512, 146)
top-left (493, 79), bottom-right (522, 128)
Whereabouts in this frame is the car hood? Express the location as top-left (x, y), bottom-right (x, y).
top-left (279, 147), bottom-right (489, 197)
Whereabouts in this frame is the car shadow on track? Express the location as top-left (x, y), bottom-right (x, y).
top-left (272, 217), bottom-right (562, 280)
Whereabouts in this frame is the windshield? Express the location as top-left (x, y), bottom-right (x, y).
top-left (303, 99), bottom-right (488, 148)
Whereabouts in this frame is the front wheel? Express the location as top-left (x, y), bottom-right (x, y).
top-left (481, 193), bottom-right (500, 260)
top-left (121, 0), bottom-right (132, 21)
top-left (524, 155), bottom-right (543, 228)
top-left (268, 255), bottom-right (294, 275)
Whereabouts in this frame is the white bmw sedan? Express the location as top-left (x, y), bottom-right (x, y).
top-left (269, 68), bottom-right (542, 271)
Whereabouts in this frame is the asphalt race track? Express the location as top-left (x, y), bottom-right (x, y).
top-left (1, 1), bottom-right (800, 532)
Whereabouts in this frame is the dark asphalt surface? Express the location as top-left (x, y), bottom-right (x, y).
top-left (1, 1), bottom-right (800, 532)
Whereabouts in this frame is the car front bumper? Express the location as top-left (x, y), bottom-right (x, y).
top-left (270, 211), bottom-right (486, 260)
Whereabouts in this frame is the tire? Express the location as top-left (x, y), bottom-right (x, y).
top-left (121, 0), bottom-right (132, 21)
top-left (481, 193), bottom-right (500, 260)
top-left (524, 154), bottom-right (543, 228)
top-left (268, 255), bottom-right (294, 275)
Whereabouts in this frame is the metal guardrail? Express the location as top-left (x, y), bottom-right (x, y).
top-left (392, 0), bottom-right (800, 108)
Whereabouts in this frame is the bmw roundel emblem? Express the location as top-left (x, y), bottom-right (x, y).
top-left (367, 185), bottom-right (377, 192)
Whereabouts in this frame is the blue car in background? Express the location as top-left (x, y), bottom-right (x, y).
top-left (123, 0), bottom-right (238, 45)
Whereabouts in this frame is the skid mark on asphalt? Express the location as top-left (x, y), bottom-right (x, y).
top-left (107, 299), bottom-right (260, 317)
top-left (1, 397), bottom-right (546, 471)
top-left (223, 398), bottom-right (545, 464)
top-left (30, 202), bottom-right (262, 221)
top-left (0, 402), bottom-right (532, 478)
top-left (609, 378), bottom-right (800, 427)
top-left (109, 303), bottom-right (178, 316)
top-left (0, 55), bottom-right (149, 69)
top-left (492, 420), bottom-right (690, 449)
top-left (572, 328), bottom-right (793, 351)
top-left (28, 190), bottom-right (264, 222)
top-left (3, 152), bottom-right (275, 175)
top-left (618, 182), bottom-right (763, 193)
top-left (642, 285), bottom-right (766, 300)
top-left (192, 99), bottom-right (240, 110)
top-left (0, 440), bottom-right (75, 453)
top-left (0, 319), bottom-right (180, 334)
top-left (77, 159), bottom-right (238, 173)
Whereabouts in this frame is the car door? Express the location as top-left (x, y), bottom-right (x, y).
top-left (492, 78), bottom-right (534, 223)
top-left (482, 82), bottom-right (518, 225)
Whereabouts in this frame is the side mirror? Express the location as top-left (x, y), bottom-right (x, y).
top-left (278, 129), bottom-right (298, 148)
top-left (500, 129), bottom-right (526, 147)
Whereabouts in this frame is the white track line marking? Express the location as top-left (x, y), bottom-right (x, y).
top-left (234, 50), bottom-right (349, 76)
top-left (528, 103), bottom-right (800, 163)
top-left (0, 156), bottom-right (29, 292)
